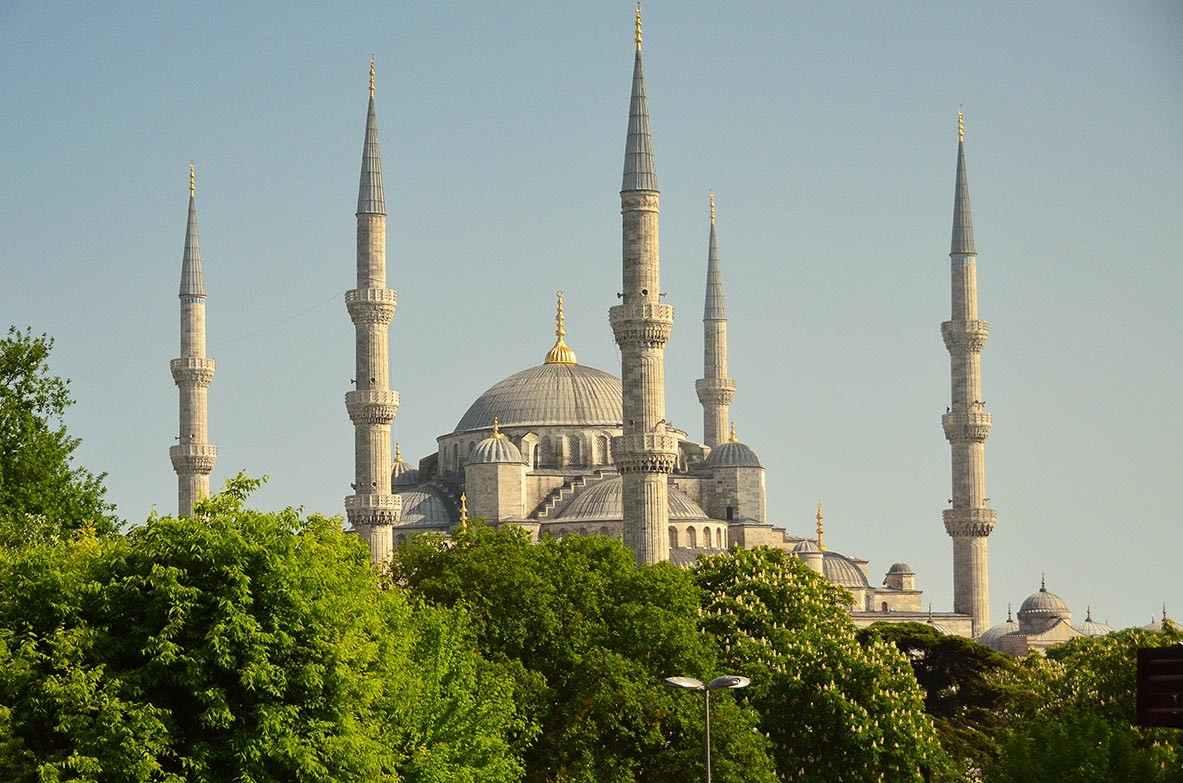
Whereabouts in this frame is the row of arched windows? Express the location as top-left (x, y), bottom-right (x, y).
top-left (446, 431), bottom-right (615, 472)
top-left (669, 525), bottom-right (724, 549)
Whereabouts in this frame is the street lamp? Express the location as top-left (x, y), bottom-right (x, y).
top-left (664, 675), bottom-right (750, 783)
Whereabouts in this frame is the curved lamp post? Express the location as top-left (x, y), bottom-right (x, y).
top-left (664, 675), bottom-right (750, 783)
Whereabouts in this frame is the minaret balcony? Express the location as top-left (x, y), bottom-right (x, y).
top-left (170, 443), bottom-right (217, 474)
top-left (612, 432), bottom-right (680, 475)
top-left (941, 320), bottom-right (988, 353)
top-left (695, 377), bottom-right (736, 406)
top-left (942, 507), bottom-right (997, 538)
top-left (345, 389), bottom-right (399, 425)
top-left (345, 493), bottom-right (402, 527)
top-left (609, 302), bottom-right (674, 349)
top-left (170, 357), bottom-right (216, 388)
top-left (941, 412), bottom-right (992, 443)
top-left (346, 288), bottom-right (397, 325)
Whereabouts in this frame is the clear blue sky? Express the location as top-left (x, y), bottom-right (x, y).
top-left (2, 2), bottom-right (1179, 631)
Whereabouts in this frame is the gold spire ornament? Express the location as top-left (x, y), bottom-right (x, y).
top-left (957, 107), bottom-right (964, 142)
top-left (635, 5), bottom-right (642, 51)
top-left (728, 422), bottom-right (738, 443)
top-left (492, 416), bottom-right (504, 438)
top-left (709, 192), bottom-right (716, 224)
top-left (544, 291), bottom-right (578, 364)
top-left (458, 492), bottom-right (468, 529)
top-left (369, 56), bottom-right (375, 97)
top-left (394, 442), bottom-right (402, 463)
top-left (816, 500), bottom-right (827, 551)
top-left (189, 163), bottom-right (195, 197)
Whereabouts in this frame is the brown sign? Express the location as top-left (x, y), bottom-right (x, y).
top-left (1136, 646), bottom-right (1183, 729)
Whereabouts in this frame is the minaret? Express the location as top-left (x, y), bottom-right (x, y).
top-left (695, 193), bottom-right (735, 448)
top-left (941, 110), bottom-right (995, 636)
top-left (170, 163), bottom-right (217, 516)
top-left (345, 58), bottom-right (401, 562)
top-left (609, 7), bottom-right (677, 565)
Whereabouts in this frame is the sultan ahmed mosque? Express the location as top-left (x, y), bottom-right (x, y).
top-left (171, 11), bottom-right (1016, 642)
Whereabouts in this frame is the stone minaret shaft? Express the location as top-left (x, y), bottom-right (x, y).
top-left (609, 10), bottom-right (677, 565)
top-left (695, 195), bottom-right (735, 448)
top-left (941, 113), bottom-right (995, 637)
top-left (170, 164), bottom-right (217, 516)
top-left (345, 60), bottom-right (401, 562)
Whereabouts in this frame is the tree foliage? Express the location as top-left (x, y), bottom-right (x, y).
top-left (0, 477), bottom-right (522, 782)
top-left (0, 326), bottom-right (117, 545)
top-left (693, 548), bottom-right (949, 782)
top-left (388, 525), bottom-right (776, 783)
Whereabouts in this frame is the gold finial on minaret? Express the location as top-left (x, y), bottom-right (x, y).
top-left (544, 291), bottom-right (578, 364)
top-left (957, 107), bottom-right (964, 142)
top-left (459, 492), bottom-right (468, 529)
top-left (369, 56), bottom-right (375, 97)
top-left (816, 500), bottom-right (826, 551)
top-left (709, 191), bottom-right (716, 225)
top-left (189, 162), bottom-right (195, 197)
top-left (635, 5), bottom-right (642, 51)
top-left (728, 422), bottom-right (738, 443)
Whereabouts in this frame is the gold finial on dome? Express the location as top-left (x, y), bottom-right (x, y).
top-left (369, 55), bottom-right (375, 97)
top-left (394, 442), bottom-right (402, 463)
top-left (816, 500), bottom-right (826, 551)
top-left (189, 162), bottom-right (195, 197)
top-left (492, 416), bottom-right (504, 438)
top-left (635, 5), bottom-right (642, 51)
top-left (728, 422), bottom-right (738, 443)
top-left (957, 107), bottom-right (964, 142)
top-left (709, 191), bottom-right (715, 224)
top-left (544, 291), bottom-right (578, 364)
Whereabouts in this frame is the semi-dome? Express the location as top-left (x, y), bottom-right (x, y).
top-left (454, 363), bottom-right (622, 433)
top-left (392, 487), bottom-right (454, 529)
top-left (822, 551), bottom-right (870, 588)
top-left (468, 421), bottom-right (524, 464)
top-left (1017, 579), bottom-right (1071, 622)
top-left (556, 477), bottom-right (712, 522)
top-left (702, 424), bottom-right (762, 468)
top-left (793, 540), bottom-right (822, 553)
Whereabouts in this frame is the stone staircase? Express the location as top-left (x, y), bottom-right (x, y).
top-left (532, 468), bottom-right (613, 520)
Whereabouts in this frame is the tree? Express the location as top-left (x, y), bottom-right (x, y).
top-left (0, 326), bottom-right (117, 545)
top-left (388, 525), bottom-right (776, 783)
top-left (857, 621), bottom-right (1026, 773)
top-left (0, 476), bottom-right (522, 782)
top-left (983, 626), bottom-right (1183, 783)
top-left (693, 547), bottom-right (949, 782)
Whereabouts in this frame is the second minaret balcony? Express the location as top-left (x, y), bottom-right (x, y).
top-left (609, 302), bottom-right (674, 350)
top-left (942, 411), bottom-right (992, 443)
top-left (170, 357), bottom-right (216, 388)
top-left (695, 377), bottom-right (736, 406)
top-left (941, 319), bottom-right (988, 353)
top-left (346, 288), bottom-right (397, 326)
top-left (345, 389), bottom-right (399, 425)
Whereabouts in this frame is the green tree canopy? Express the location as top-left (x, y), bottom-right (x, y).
top-left (0, 326), bottom-right (118, 545)
top-left (388, 525), bottom-right (776, 783)
top-left (0, 477), bottom-right (522, 782)
top-left (693, 547), bottom-right (949, 782)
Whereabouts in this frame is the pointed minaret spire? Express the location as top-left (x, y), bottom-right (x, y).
top-left (357, 57), bottom-right (385, 216)
top-left (941, 108), bottom-right (995, 637)
top-left (346, 58), bottom-right (400, 562)
top-left (622, 6), bottom-right (657, 192)
top-left (696, 193), bottom-right (735, 447)
top-left (816, 500), bottom-right (826, 551)
top-left (951, 109), bottom-right (975, 256)
top-left (610, 8), bottom-right (676, 564)
top-left (171, 163), bottom-right (217, 516)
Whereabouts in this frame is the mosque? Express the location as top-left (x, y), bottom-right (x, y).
top-left (167, 12), bottom-right (1154, 646)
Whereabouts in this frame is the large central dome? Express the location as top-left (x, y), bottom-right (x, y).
top-left (453, 363), bottom-right (623, 434)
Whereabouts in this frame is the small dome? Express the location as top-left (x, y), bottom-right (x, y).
top-left (393, 487), bottom-right (453, 529)
top-left (977, 611), bottom-right (1020, 651)
top-left (1018, 579), bottom-right (1071, 622)
top-left (1076, 613), bottom-right (1114, 637)
top-left (557, 477), bottom-right (712, 522)
top-left (926, 620), bottom-right (956, 635)
top-left (391, 444), bottom-right (416, 485)
top-left (793, 540), bottom-right (822, 554)
top-left (468, 433), bottom-right (524, 465)
top-left (887, 562), bottom-right (915, 575)
top-left (821, 551), bottom-right (870, 588)
top-left (703, 441), bottom-right (762, 469)
top-left (1143, 609), bottom-right (1172, 632)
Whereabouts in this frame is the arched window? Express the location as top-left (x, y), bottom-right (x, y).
top-left (716, 528), bottom-right (723, 549)
top-left (687, 527), bottom-right (697, 548)
top-left (882, 602), bottom-right (889, 613)
top-left (596, 435), bottom-right (610, 465)
top-left (669, 526), bottom-right (679, 548)
top-left (567, 434), bottom-right (582, 466)
top-left (539, 436), bottom-right (555, 468)
top-left (701, 526), bottom-right (710, 549)
top-left (396, 534), bottom-right (407, 548)
top-left (726, 506), bottom-right (734, 521)
top-left (452, 443), bottom-right (459, 471)
top-left (599, 526), bottom-right (610, 537)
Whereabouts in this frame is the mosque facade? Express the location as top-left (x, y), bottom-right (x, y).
top-left (172, 13), bottom-right (1007, 638)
